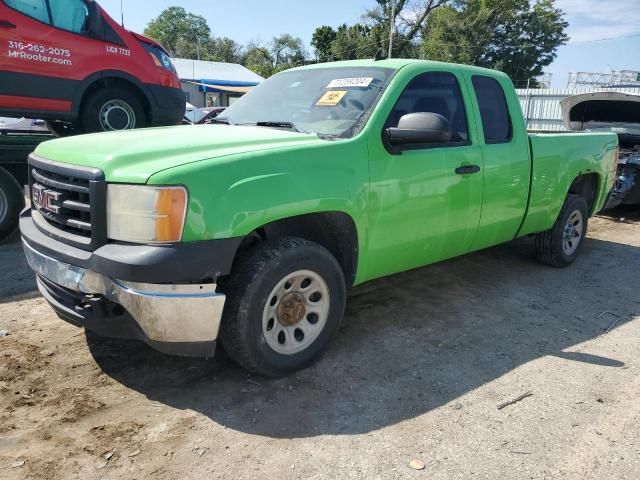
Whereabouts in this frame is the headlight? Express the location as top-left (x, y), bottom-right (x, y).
top-left (107, 185), bottom-right (187, 243)
top-left (144, 44), bottom-right (177, 73)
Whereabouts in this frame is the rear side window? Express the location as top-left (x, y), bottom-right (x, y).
top-left (49, 0), bottom-right (88, 32)
top-left (5, 0), bottom-right (50, 23)
top-left (472, 76), bottom-right (512, 143)
top-left (386, 71), bottom-right (469, 144)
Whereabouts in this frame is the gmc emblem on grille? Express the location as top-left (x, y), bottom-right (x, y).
top-left (32, 184), bottom-right (62, 214)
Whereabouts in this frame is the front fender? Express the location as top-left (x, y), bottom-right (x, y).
top-left (147, 139), bottom-right (369, 243)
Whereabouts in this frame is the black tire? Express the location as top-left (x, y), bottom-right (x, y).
top-left (80, 87), bottom-right (146, 133)
top-left (220, 237), bottom-right (346, 377)
top-left (535, 194), bottom-right (589, 268)
top-left (45, 120), bottom-right (80, 137)
top-left (0, 167), bottom-right (25, 244)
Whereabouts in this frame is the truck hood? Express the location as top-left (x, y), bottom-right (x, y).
top-left (561, 92), bottom-right (640, 147)
top-left (34, 125), bottom-right (325, 183)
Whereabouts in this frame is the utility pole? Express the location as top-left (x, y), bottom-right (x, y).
top-left (388, 0), bottom-right (396, 59)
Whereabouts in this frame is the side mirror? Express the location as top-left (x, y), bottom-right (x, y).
top-left (87, 2), bottom-right (103, 37)
top-left (385, 112), bottom-right (452, 147)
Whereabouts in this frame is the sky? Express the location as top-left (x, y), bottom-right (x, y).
top-left (99, 0), bottom-right (640, 88)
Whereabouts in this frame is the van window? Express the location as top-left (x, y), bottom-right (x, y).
top-left (49, 0), bottom-right (89, 33)
top-left (472, 76), bottom-right (512, 143)
top-left (386, 71), bottom-right (469, 144)
top-left (5, 0), bottom-right (50, 23)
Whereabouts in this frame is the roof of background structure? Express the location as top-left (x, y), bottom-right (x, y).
top-left (173, 58), bottom-right (264, 85)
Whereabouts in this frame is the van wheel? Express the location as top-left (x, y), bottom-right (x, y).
top-left (81, 88), bottom-right (146, 133)
top-left (535, 194), bottom-right (589, 268)
top-left (0, 167), bottom-right (25, 244)
top-left (220, 237), bottom-right (346, 377)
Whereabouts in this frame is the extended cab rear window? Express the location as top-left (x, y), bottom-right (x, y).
top-left (472, 76), bottom-right (513, 144)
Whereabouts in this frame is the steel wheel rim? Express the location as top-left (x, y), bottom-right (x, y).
top-left (262, 269), bottom-right (330, 355)
top-left (563, 209), bottom-right (584, 256)
top-left (99, 100), bottom-right (136, 131)
top-left (0, 187), bottom-right (7, 225)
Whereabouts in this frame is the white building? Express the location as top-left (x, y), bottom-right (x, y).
top-left (173, 58), bottom-right (264, 109)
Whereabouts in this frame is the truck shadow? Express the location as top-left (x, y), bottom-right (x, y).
top-left (0, 239), bottom-right (38, 304)
top-left (86, 236), bottom-right (638, 439)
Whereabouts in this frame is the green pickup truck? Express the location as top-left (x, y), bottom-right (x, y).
top-left (20, 59), bottom-right (617, 376)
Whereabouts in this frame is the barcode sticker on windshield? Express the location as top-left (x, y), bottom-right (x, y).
top-left (327, 77), bottom-right (373, 88)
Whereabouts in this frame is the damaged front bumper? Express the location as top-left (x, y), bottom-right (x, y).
top-left (19, 209), bottom-right (244, 357)
top-left (23, 240), bottom-right (226, 357)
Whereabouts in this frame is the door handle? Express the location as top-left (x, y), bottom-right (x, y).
top-left (455, 165), bottom-right (481, 175)
top-left (0, 20), bottom-right (16, 28)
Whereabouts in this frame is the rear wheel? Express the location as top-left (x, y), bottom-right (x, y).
top-left (535, 194), bottom-right (589, 267)
top-left (220, 237), bottom-right (346, 377)
top-left (0, 167), bottom-right (25, 244)
top-left (81, 87), bottom-right (146, 133)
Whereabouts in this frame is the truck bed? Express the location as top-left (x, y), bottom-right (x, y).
top-left (518, 132), bottom-right (618, 237)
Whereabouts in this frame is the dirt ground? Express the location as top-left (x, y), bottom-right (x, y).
top-left (1, 207), bottom-right (639, 480)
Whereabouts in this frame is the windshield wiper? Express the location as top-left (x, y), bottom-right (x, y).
top-left (252, 121), bottom-right (308, 134)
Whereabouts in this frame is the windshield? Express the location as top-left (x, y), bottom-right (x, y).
top-left (218, 67), bottom-right (395, 138)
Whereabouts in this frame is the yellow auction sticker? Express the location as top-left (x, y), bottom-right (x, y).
top-left (316, 90), bottom-right (348, 106)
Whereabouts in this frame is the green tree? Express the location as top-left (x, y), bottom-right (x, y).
top-left (365, 0), bottom-right (449, 55)
top-left (311, 26), bottom-right (337, 62)
top-left (210, 37), bottom-right (244, 63)
top-left (311, 0), bottom-right (450, 61)
top-left (331, 23), bottom-right (379, 60)
top-left (144, 7), bottom-right (211, 57)
top-left (422, 0), bottom-right (568, 83)
top-left (243, 35), bottom-right (307, 77)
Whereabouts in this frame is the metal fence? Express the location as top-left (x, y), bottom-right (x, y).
top-left (516, 88), bottom-right (640, 131)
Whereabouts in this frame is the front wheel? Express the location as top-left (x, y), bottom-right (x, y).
top-left (220, 237), bottom-right (346, 377)
top-left (535, 194), bottom-right (589, 267)
top-left (81, 87), bottom-right (146, 133)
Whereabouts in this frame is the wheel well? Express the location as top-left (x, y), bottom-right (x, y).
top-left (79, 78), bottom-right (151, 120)
top-left (234, 212), bottom-right (359, 286)
top-left (568, 173), bottom-right (599, 214)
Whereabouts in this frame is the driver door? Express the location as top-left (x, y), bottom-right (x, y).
top-left (365, 71), bottom-right (484, 280)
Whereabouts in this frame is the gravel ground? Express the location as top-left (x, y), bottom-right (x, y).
top-left (1, 207), bottom-right (639, 480)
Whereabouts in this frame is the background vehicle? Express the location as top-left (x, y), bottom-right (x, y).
top-left (0, 131), bottom-right (50, 241)
top-left (0, 116), bottom-right (49, 134)
top-left (183, 107), bottom-right (226, 125)
top-left (0, 0), bottom-right (185, 135)
top-left (20, 60), bottom-right (617, 377)
top-left (561, 92), bottom-right (640, 208)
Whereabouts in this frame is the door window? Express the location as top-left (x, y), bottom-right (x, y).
top-left (48, 0), bottom-right (88, 33)
top-left (471, 76), bottom-right (512, 143)
top-left (386, 71), bottom-right (469, 145)
top-left (4, 0), bottom-right (50, 23)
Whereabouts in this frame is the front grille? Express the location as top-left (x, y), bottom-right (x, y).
top-left (29, 155), bottom-right (107, 251)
